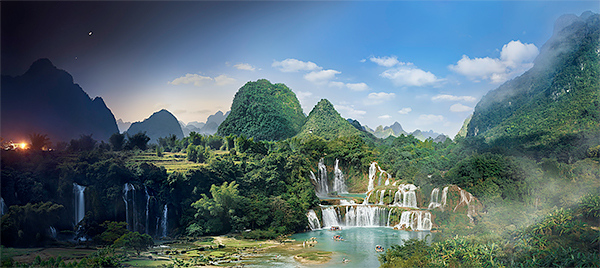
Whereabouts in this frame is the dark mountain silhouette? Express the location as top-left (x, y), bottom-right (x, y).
top-left (126, 109), bottom-right (184, 144)
top-left (1, 58), bottom-right (119, 143)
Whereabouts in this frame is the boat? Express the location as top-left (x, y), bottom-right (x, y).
top-left (375, 245), bottom-right (384, 252)
top-left (330, 226), bottom-right (341, 231)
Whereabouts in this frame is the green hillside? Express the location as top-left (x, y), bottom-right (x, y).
top-left (295, 99), bottom-right (365, 140)
top-left (467, 13), bottom-right (600, 161)
top-left (217, 79), bottom-right (305, 141)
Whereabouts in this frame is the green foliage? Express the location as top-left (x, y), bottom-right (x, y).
top-left (577, 193), bottom-right (600, 218)
top-left (114, 232), bottom-right (153, 256)
top-left (379, 239), bottom-right (431, 268)
top-left (126, 132), bottom-right (150, 151)
top-left (218, 79), bottom-right (306, 141)
top-left (0, 202), bottom-right (65, 247)
top-left (96, 221), bottom-right (129, 245)
top-left (295, 99), bottom-right (368, 141)
top-left (156, 146), bottom-right (164, 157)
top-left (69, 134), bottom-right (97, 152)
top-left (28, 133), bottom-right (51, 151)
top-left (109, 133), bottom-right (125, 151)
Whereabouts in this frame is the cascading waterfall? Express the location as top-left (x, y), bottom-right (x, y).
top-left (392, 184), bottom-right (418, 208)
top-left (306, 209), bottom-right (321, 230)
top-left (316, 158), bottom-right (329, 196)
top-left (455, 187), bottom-right (476, 223)
top-left (428, 186), bottom-right (449, 210)
top-left (1, 197), bottom-right (7, 215)
top-left (363, 191), bottom-right (373, 205)
top-left (394, 210), bottom-right (432, 231)
top-left (332, 159), bottom-right (348, 194)
top-left (321, 206), bottom-right (341, 227)
top-left (368, 162), bottom-right (377, 192)
top-left (73, 183), bottom-right (86, 225)
top-left (161, 204), bottom-right (168, 237)
top-left (145, 186), bottom-right (150, 234)
top-left (123, 183), bottom-right (137, 232)
top-left (49, 226), bottom-right (57, 239)
top-left (344, 206), bottom-right (388, 227)
top-left (378, 190), bottom-right (386, 205)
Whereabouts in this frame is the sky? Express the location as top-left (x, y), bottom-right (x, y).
top-left (2, 1), bottom-right (598, 137)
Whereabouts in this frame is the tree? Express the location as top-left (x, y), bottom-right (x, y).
top-left (28, 133), bottom-right (50, 151)
top-left (69, 134), bottom-right (97, 151)
top-left (190, 181), bottom-right (244, 235)
top-left (114, 232), bottom-right (153, 256)
top-left (96, 221), bottom-right (129, 245)
top-left (127, 132), bottom-right (150, 151)
top-left (109, 133), bottom-right (125, 151)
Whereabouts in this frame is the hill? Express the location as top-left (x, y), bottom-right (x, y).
top-left (1, 58), bottom-right (119, 143)
top-left (126, 109), bottom-right (184, 144)
top-left (181, 111), bottom-right (230, 136)
top-left (217, 79), bottom-right (305, 141)
top-left (467, 12), bottom-right (600, 161)
top-left (296, 99), bottom-right (365, 140)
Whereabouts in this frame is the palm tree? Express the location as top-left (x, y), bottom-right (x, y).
top-left (28, 133), bottom-right (50, 150)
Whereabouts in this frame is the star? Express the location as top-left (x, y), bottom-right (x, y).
top-left (88, 31), bottom-right (93, 36)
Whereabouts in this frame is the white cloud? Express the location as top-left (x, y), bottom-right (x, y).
top-left (378, 115), bottom-right (391, 119)
top-left (295, 91), bottom-right (313, 101)
top-left (169, 73), bottom-right (213, 87)
top-left (431, 94), bottom-right (477, 102)
top-left (398, 108), bottom-right (412, 114)
top-left (449, 40), bottom-right (539, 83)
top-left (272, 58), bottom-right (321, 72)
top-left (328, 81), bottom-right (345, 88)
top-left (233, 63), bottom-right (256, 71)
top-left (416, 114), bottom-right (444, 125)
top-left (370, 56), bottom-right (402, 67)
top-left (381, 66), bottom-right (442, 87)
top-left (335, 104), bottom-right (366, 119)
top-left (368, 92), bottom-right (396, 100)
top-left (450, 103), bottom-right (473, 112)
top-left (304, 69), bottom-right (341, 84)
top-left (214, 75), bottom-right (236, 86)
top-left (359, 59), bottom-right (366, 63)
top-left (346, 82), bottom-right (369, 91)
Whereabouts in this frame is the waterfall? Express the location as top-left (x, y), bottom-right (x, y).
top-left (394, 211), bottom-right (432, 231)
top-left (161, 204), bottom-right (168, 237)
top-left (306, 209), bottom-right (321, 230)
top-left (454, 187), bottom-right (476, 223)
top-left (73, 183), bottom-right (86, 225)
top-left (123, 183), bottom-right (137, 232)
top-left (145, 186), bottom-right (150, 234)
top-left (428, 186), bottom-right (449, 210)
top-left (332, 159), bottom-right (348, 194)
top-left (392, 184), bottom-right (417, 208)
top-left (1, 197), bottom-right (7, 215)
top-left (321, 207), bottom-right (341, 227)
top-left (316, 158), bottom-right (329, 196)
top-left (363, 191), bottom-right (373, 205)
top-left (49, 226), bottom-right (57, 239)
top-left (378, 190), bottom-right (386, 205)
top-left (344, 206), bottom-right (388, 227)
top-left (368, 162), bottom-right (377, 192)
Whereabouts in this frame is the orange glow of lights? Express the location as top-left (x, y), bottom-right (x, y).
top-left (19, 143), bottom-right (27, 149)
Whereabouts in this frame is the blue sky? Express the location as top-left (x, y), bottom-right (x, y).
top-left (3, 1), bottom-right (598, 137)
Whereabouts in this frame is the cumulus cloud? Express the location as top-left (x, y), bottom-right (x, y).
top-left (431, 94), bottom-right (477, 102)
top-left (381, 66), bottom-right (443, 87)
top-left (346, 82), bottom-right (369, 91)
top-left (370, 56), bottom-right (402, 67)
top-left (304, 69), bottom-right (341, 84)
top-left (272, 58), bottom-right (321, 72)
top-left (214, 75), bottom-right (236, 86)
top-left (365, 92), bottom-right (396, 105)
top-left (416, 114), bottom-right (444, 125)
top-left (233, 63), bottom-right (256, 71)
top-left (169, 73), bottom-right (213, 87)
top-left (450, 103), bottom-right (473, 112)
top-left (335, 104), bottom-right (366, 118)
top-left (398, 108), bottom-right (412, 114)
top-left (378, 115), bottom-right (391, 119)
top-left (448, 40), bottom-right (539, 83)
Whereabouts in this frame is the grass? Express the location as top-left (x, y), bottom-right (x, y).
top-left (296, 251), bottom-right (332, 261)
top-left (127, 152), bottom-right (205, 173)
top-left (122, 259), bottom-right (172, 267)
top-left (5, 247), bottom-right (97, 264)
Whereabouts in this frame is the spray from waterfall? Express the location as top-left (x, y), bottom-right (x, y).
top-left (316, 158), bottom-right (329, 196)
top-left (1, 197), bottom-right (7, 215)
top-left (332, 159), bottom-right (348, 194)
top-left (73, 183), bottom-right (86, 225)
top-left (161, 204), bottom-right (168, 237)
top-left (123, 183), bottom-right (137, 232)
top-left (306, 209), bottom-right (321, 230)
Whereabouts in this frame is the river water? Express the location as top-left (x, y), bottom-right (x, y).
top-left (243, 227), bottom-right (432, 267)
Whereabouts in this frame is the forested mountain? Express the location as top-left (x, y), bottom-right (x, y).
top-left (126, 109), bottom-right (184, 144)
top-left (217, 79), bottom-right (305, 141)
top-left (296, 99), bottom-right (366, 140)
top-left (467, 12), bottom-right (600, 161)
top-left (1, 59), bottom-right (119, 142)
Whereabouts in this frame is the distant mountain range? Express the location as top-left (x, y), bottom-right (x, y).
top-left (126, 109), bottom-right (184, 144)
top-left (1, 58), bottom-right (118, 143)
top-left (181, 111), bottom-right (230, 136)
top-left (362, 121), bottom-right (448, 141)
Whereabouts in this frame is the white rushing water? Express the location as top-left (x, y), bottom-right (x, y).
top-left (73, 183), bottom-right (86, 225)
top-left (316, 158), bottom-right (329, 196)
top-left (319, 205), bottom-right (388, 228)
top-left (455, 187), bottom-right (476, 223)
top-left (368, 162), bottom-right (377, 193)
top-left (1, 197), bottom-right (7, 215)
top-left (161, 204), bottom-right (168, 237)
top-left (306, 209), bottom-right (321, 230)
top-left (392, 184), bottom-right (418, 208)
top-left (428, 186), bottom-right (449, 210)
top-left (332, 159), bottom-right (348, 194)
top-left (145, 186), bottom-right (150, 234)
top-left (123, 183), bottom-right (137, 232)
top-left (394, 210), bottom-right (432, 231)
